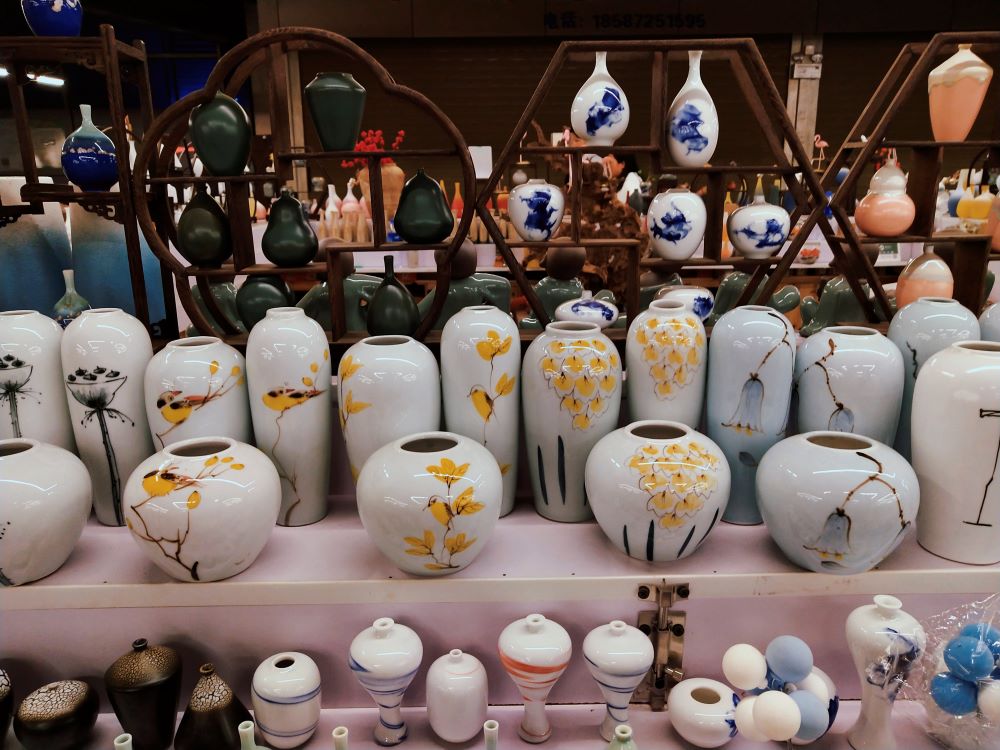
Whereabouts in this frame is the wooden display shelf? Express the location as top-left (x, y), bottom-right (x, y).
top-left (19, 183), bottom-right (122, 206)
top-left (843, 139), bottom-right (1000, 149)
top-left (640, 256), bottom-right (781, 269)
top-left (0, 34), bottom-right (146, 70)
top-left (276, 147), bottom-right (459, 160)
top-left (146, 173), bottom-right (280, 184)
top-left (828, 232), bottom-right (993, 245)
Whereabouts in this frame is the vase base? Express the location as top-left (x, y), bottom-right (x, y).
top-left (916, 538), bottom-right (1000, 566)
top-left (517, 723), bottom-right (552, 744)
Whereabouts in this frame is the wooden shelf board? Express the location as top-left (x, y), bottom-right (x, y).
top-left (640, 256), bottom-right (779, 269)
top-left (504, 238), bottom-right (643, 248)
top-left (831, 232), bottom-right (992, 245)
top-left (146, 174), bottom-right (279, 184)
top-left (18, 184), bottom-right (122, 205)
top-left (0, 36), bottom-right (146, 68)
top-left (276, 148), bottom-right (458, 160)
top-left (844, 139), bottom-right (1000, 149)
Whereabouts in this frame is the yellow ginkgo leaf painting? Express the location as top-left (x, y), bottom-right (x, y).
top-left (540, 338), bottom-right (618, 430)
top-left (632, 315), bottom-right (704, 403)
top-left (628, 441), bottom-right (719, 532)
top-left (468, 330), bottom-right (517, 446)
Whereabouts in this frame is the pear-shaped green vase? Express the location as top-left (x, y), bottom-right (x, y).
top-left (236, 276), bottom-right (295, 330)
top-left (304, 72), bottom-right (366, 151)
top-left (262, 189), bottom-right (318, 267)
top-left (176, 186), bottom-right (232, 267)
top-left (393, 169), bottom-right (455, 244)
top-left (366, 255), bottom-right (420, 335)
top-left (189, 93), bottom-right (251, 176)
top-left (188, 279), bottom-right (246, 336)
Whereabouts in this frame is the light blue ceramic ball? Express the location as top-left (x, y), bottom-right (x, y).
top-left (944, 636), bottom-right (995, 682)
top-left (960, 623), bottom-right (1000, 660)
top-left (765, 636), bottom-right (814, 684)
top-left (931, 672), bottom-right (979, 716)
top-left (790, 690), bottom-right (828, 742)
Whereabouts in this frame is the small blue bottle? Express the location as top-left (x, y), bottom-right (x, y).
top-left (61, 104), bottom-right (118, 192)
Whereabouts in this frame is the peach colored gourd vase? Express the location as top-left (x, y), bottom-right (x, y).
top-left (854, 156), bottom-right (915, 238)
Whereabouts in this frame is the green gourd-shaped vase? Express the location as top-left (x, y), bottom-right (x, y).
top-left (189, 93), bottom-right (251, 176)
top-left (262, 189), bottom-right (318, 267)
top-left (304, 72), bottom-right (366, 151)
top-left (394, 170), bottom-right (454, 244)
top-left (176, 186), bottom-right (232, 267)
top-left (366, 255), bottom-right (420, 335)
top-left (236, 276), bottom-right (295, 330)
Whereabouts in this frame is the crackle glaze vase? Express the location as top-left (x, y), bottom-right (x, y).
top-left (247, 307), bottom-right (331, 526)
top-left (441, 306), bottom-right (520, 516)
top-left (571, 51), bottom-right (630, 146)
top-left (175, 664), bottom-right (252, 750)
top-left (647, 188), bottom-right (707, 261)
top-left (667, 51), bottom-right (718, 167)
top-left (509, 179), bottom-right (565, 242)
top-left (13, 680), bottom-right (99, 750)
top-left (105, 638), bottom-right (182, 750)
top-left (252, 651), bottom-right (322, 749)
top-left (706, 306), bottom-right (795, 525)
top-left (523, 321), bottom-right (622, 522)
top-left (583, 620), bottom-right (654, 740)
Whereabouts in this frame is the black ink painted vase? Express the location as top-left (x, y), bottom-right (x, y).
top-left (176, 186), bottom-right (232, 267)
top-left (174, 664), bottom-right (252, 750)
top-left (304, 72), bottom-right (366, 151)
top-left (105, 638), bottom-right (183, 750)
top-left (393, 170), bottom-right (454, 244)
top-left (189, 93), bottom-right (251, 176)
top-left (366, 255), bottom-right (420, 336)
top-left (13, 680), bottom-right (99, 750)
top-left (261, 189), bottom-right (318, 267)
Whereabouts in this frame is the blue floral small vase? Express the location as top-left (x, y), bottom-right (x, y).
top-left (570, 51), bottom-right (630, 146)
top-left (647, 188), bottom-right (707, 261)
top-left (667, 51), bottom-right (719, 168)
top-left (61, 104), bottom-right (118, 192)
top-left (21, 0), bottom-right (82, 36)
top-left (508, 179), bottom-right (565, 242)
top-left (728, 178), bottom-right (791, 259)
top-left (555, 291), bottom-right (619, 329)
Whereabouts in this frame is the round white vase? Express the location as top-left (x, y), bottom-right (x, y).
top-left (727, 189), bottom-right (791, 259)
top-left (666, 677), bottom-right (739, 748)
top-left (144, 336), bottom-right (250, 450)
top-left (570, 51), bottom-right (630, 146)
top-left (795, 326), bottom-right (904, 444)
top-left (338, 335), bottom-right (440, 481)
top-left (887, 297), bottom-right (979, 460)
top-left (654, 285), bottom-right (715, 322)
top-left (356, 432), bottom-right (502, 576)
top-left (586, 421), bottom-right (730, 562)
top-left (0, 438), bottom-right (90, 585)
top-left (583, 620), bottom-right (654, 741)
top-left (980, 303), bottom-right (1000, 342)
top-left (647, 188), bottom-right (707, 261)
top-left (246, 307), bottom-right (331, 526)
top-left (62, 308), bottom-right (155, 526)
top-left (441, 306), bottom-right (520, 516)
top-left (913, 341), bottom-right (1000, 563)
top-left (508, 180), bottom-right (565, 242)
top-left (757, 432), bottom-right (918, 574)
top-left (667, 51), bottom-right (719, 167)
top-left (626, 300), bottom-right (707, 426)
top-left (349, 618), bottom-right (423, 747)
top-left (0, 310), bottom-right (75, 450)
top-left (252, 652), bottom-right (322, 749)
top-left (426, 649), bottom-right (488, 743)
top-left (122, 436), bottom-right (281, 582)
top-left (498, 613), bottom-right (572, 744)
top-left (846, 595), bottom-right (926, 750)
top-left (706, 306), bottom-right (795, 525)
top-left (522, 321), bottom-right (622, 522)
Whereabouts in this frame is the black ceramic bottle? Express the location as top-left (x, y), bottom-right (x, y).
top-left (189, 92), bottom-right (251, 176)
top-left (0, 668), bottom-right (12, 740)
top-left (13, 680), bottom-right (99, 750)
top-left (105, 639), bottom-right (183, 750)
top-left (304, 72), bottom-right (366, 151)
top-left (176, 186), bottom-right (232, 267)
top-left (366, 255), bottom-right (420, 336)
top-left (393, 169), bottom-right (455, 244)
top-left (174, 664), bottom-right (252, 750)
top-left (261, 189), bottom-right (319, 267)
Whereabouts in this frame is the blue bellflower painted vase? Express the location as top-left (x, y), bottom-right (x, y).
top-left (21, 0), bottom-right (82, 36)
top-left (647, 188), bottom-right (707, 261)
top-left (508, 179), bottom-right (565, 242)
top-left (61, 104), bottom-right (118, 192)
top-left (667, 51), bottom-right (719, 168)
top-left (571, 51), bottom-right (630, 146)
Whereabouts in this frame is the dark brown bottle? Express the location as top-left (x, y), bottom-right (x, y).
top-left (0, 668), bottom-right (12, 741)
top-left (174, 663), bottom-right (252, 750)
top-left (105, 638), bottom-right (182, 750)
top-left (13, 679), bottom-right (99, 750)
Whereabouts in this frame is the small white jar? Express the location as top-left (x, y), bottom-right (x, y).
top-left (426, 649), bottom-right (488, 743)
top-left (251, 652), bottom-right (321, 749)
top-left (667, 677), bottom-right (739, 748)
top-left (508, 180), bottom-right (565, 242)
top-left (648, 188), bottom-right (707, 261)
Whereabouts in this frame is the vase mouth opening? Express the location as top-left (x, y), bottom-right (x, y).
top-left (114, 735), bottom-right (133, 749)
top-left (238, 721), bottom-right (254, 733)
top-left (199, 663), bottom-right (215, 676)
top-left (955, 341), bottom-right (1000, 354)
top-left (546, 320), bottom-right (601, 335)
top-left (0, 310), bottom-right (36, 317)
top-left (741, 305), bottom-right (772, 312)
top-left (448, 649), bottom-right (464, 660)
top-left (0, 439), bottom-right (38, 458)
top-left (131, 638), bottom-right (148, 652)
top-left (827, 326), bottom-right (878, 336)
top-left (609, 620), bottom-right (628, 634)
top-left (525, 613), bottom-right (547, 632)
top-left (615, 726), bottom-right (633, 740)
top-left (403, 434), bottom-right (459, 453)
top-left (806, 433), bottom-right (873, 451)
top-left (169, 336), bottom-right (221, 348)
top-left (333, 727), bottom-right (349, 738)
top-left (649, 299), bottom-right (686, 311)
top-left (921, 297), bottom-right (957, 305)
top-left (628, 421), bottom-right (688, 441)
top-left (273, 656), bottom-right (296, 669)
top-left (361, 335), bottom-right (413, 346)
top-left (873, 594), bottom-right (903, 612)
top-left (484, 720), bottom-right (499, 732)
top-left (316, 71), bottom-right (353, 78)
top-left (84, 307), bottom-right (122, 315)
top-left (372, 617), bottom-right (395, 637)
top-left (465, 305), bottom-right (497, 312)
top-left (265, 307), bottom-right (305, 320)
top-left (164, 437), bottom-right (235, 458)
top-left (691, 686), bottom-right (722, 705)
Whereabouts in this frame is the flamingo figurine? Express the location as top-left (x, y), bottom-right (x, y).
top-left (813, 133), bottom-right (829, 166)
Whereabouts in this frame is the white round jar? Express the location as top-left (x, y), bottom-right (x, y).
top-left (0, 310), bottom-right (75, 450)
top-left (144, 336), bottom-right (250, 450)
top-left (252, 652), bottom-right (321, 749)
top-left (654, 284), bottom-right (715, 322)
top-left (757, 432), bottom-right (918, 574)
top-left (508, 179), bottom-right (566, 242)
top-left (583, 620), bottom-right (654, 740)
top-left (425, 649), bottom-right (488, 744)
top-left (570, 51), bottom-right (630, 146)
top-left (728, 190), bottom-right (791, 259)
top-left (123, 436), bottom-right (281, 582)
top-left (667, 677), bottom-right (739, 748)
top-left (0, 438), bottom-right (91, 585)
top-left (356, 432), bottom-right (502, 576)
top-left (647, 188), bottom-right (707, 261)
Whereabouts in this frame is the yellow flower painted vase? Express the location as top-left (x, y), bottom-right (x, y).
top-left (355, 432), bottom-right (502, 576)
top-left (585, 421), bottom-right (730, 562)
top-left (441, 306), bottom-right (520, 516)
top-left (522, 321), bottom-right (622, 522)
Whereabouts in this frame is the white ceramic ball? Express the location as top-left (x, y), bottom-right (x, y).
top-left (791, 670), bottom-right (830, 704)
top-left (734, 696), bottom-right (769, 742)
top-left (752, 690), bottom-right (801, 742)
top-left (980, 680), bottom-right (1000, 723)
top-left (722, 644), bottom-right (768, 691)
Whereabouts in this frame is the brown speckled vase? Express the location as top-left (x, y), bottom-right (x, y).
top-left (174, 664), bottom-right (252, 750)
top-left (105, 638), bottom-right (182, 750)
top-left (13, 679), bottom-right (99, 750)
top-left (0, 668), bottom-right (12, 740)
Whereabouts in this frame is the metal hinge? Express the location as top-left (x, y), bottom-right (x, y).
top-left (633, 581), bottom-right (688, 711)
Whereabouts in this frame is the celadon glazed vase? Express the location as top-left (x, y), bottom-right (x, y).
top-left (187, 278), bottom-right (245, 336)
top-left (522, 321), bottom-right (622, 522)
top-left (61, 104), bottom-right (118, 192)
top-left (583, 620), bottom-right (655, 740)
top-left (929, 44), bottom-right (993, 142)
top-left (426, 649), bottom-right (489, 743)
top-left (704, 271), bottom-right (799, 328)
top-left (367, 255), bottom-right (420, 336)
top-left (174, 664), bottom-right (252, 750)
top-left (176, 187), bottom-right (232, 267)
top-left (188, 93), bottom-right (251, 176)
top-left (304, 72), bottom-right (366, 151)
top-left (509, 179), bottom-right (565, 242)
top-left (417, 240), bottom-right (512, 329)
top-left (570, 51), bottom-right (630, 146)
top-left (246, 307), bottom-right (331, 526)
top-left (262, 189), bottom-right (318, 267)
top-left (608, 725), bottom-right (639, 750)
top-left (667, 51), bottom-right (719, 167)
top-left (53, 269), bottom-right (90, 328)
top-left (394, 170), bottom-right (454, 244)
top-left (647, 188), bottom-right (707, 261)
top-left (251, 651), bottom-right (322, 749)
top-left (105, 638), bottom-right (183, 750)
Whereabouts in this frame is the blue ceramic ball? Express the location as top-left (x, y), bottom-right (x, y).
top-left (931, 672), bottom-right (979, 716)
top-left (960, 623), bottom-right (1000, 660)
top-left (765, 636), bottom-right (814, 684)
top-left (944, 636), bottom-right (996, 682)
top-left (21, 0), bottom-right (83, 36)
top-left (790, 689), bottom-right (828, 742)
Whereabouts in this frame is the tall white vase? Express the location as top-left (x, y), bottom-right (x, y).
top-left (522, 321), bottom-right (622, 522)
top-left (583, 621), bottom-right (654, 741)
top-left (441, 306), bottom-right (520, 516)
top-left (62, 308), bottom-right (154, 526)
top-left (570, 51), bottom-right (630, 146)
top-left (246, 307), bottom-right (331, 527)
top-left (0, 310), bottom-right (75, 450)
top-left (667, 51), bottom-right (719, 167)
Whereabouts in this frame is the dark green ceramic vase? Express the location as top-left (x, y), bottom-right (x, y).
top-left (236, 275), bottom-right (294, 330)
top-left (189, 93), bottom-right (251, 176)
top-left (188, 279), bottom-right (246, 336)
top-left (176, 187), bottom-right (231, 267)
top-left (394, 170), bottom-right (455, 244)
top-left (304, 72), bottom-right (366, 151)
top-left (262, 189), bottom-right (318, 267)
top-left (367, 255), bottom-right (420, 335)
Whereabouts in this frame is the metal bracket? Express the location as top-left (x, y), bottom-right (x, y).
top-left (634, 581), bottom-right (688, 711)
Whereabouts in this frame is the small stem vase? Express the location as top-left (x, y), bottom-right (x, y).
top-left (583, 621), bottom-right (654, 740)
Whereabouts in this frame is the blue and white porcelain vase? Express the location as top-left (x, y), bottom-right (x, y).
top-left (555, 291), bottom-right (619, 329)
top-left (728, 179), bottom-right (791, 259)
top-left (667, 678), bottom-right (739, 748)
top-left (707, 306), bottom-right (795, 525)
top-left (21, 0), bottom-right (82, 36)
top-left (654, 284), bottom-right (715, 322)
top-left (61, 104), bottom-right (118, 192)
top-left (979, 303), bottom-right (1000, 342)
top-left (667, 51), bottom-right (719, 167)
top-left (795, 326), bottom-right (904, 444)
top-left (508, 179), bottom-right (565, 241)
top-left (583, 621), bottom-right (655, 741)
top-left (647, 188), bottom-right (707, 261)
top-left (252, 652), bottom-right (322, 749)
top-left (570, 51), bottom-right (630, 146)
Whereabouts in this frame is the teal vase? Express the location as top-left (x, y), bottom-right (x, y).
top-left (189, 93), bottom-right (251, 176)
top-left (366, 255), bottom-right (420, 335)
top-left (393, 170), bottom-right (454, 244)
top-left (262, 189), bottom-right (318, 267)
top-left (52, 269), bottom-right (89, 328)
top-left (298, 275), bottom-right (381, 332)
top-left (187, 279), bottom-right (245, 336)
top-left (176, 186), bottom-right (231, 267)
top-left (236, 276), bottom-right (294, 330)
top-left (304, 72), bottom-right (366, 151)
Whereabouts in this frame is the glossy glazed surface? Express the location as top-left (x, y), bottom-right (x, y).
top-left (570, 52), bottom-right (630, 146)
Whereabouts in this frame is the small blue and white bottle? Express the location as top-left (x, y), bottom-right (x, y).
top-left (647, 187), bottom-right (707, 261)
top-left (571, 51), bottom-right (630, 147)
top-left (508, 178), bottom-right (565, 242)
top-left (21, 0), bottom-right (82, 36)
top-left (61, 104), bottom-right (119, 192)
top-left (728, 178), bottom-right (791, 259)
top-left (667, 51), bottom-right (719, 168)
top-left (251, 651), bottom-right (322, 749)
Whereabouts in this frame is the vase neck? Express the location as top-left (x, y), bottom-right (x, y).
top-left (686, 50), bottom-right (704, 86)
top-left (78, 103), bottom-right (94, 128)
top-left (62, 269), bottom-right (76, 293)
top-left (593, 51), bottom-right (609, 77)
top-left (383, 255), bottom-right (395, 279)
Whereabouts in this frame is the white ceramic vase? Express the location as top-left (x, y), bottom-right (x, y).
top-left (123, 436), bottom-right (281, 582)
top-left (795, 326), bottom-right (904, 444)
top-left (356, 432), bottom-right (502, 576)
top-left (570, 51), bottom-right (630, 146)
top-left (426, 649), bottom-right (488, 743)
top-left (757, 432), bottom-right (918, 574)
top-left (252, 652), bottom-right (322, 749)
top-left (349, 618), bottom-right (423, 747)
top-left (246, 307), bottom-right (331, 526)
top-left (887, 297), bottom-right (979, 460)
top-left (508, 180), bottom-right (565, 242)
top-left (654, 285), bottom-right (715, 322)
top-left (647, 188), bottom-right (707, 261)
top-left (727, 183), bottom-right (790, 259)
top-left (498, 613), bottom-right (572, 744)
top-left (583, 620), bottom-right (654, 740)
top-left (555, 292), bottom-right (619, 329)
top-left (980, 303), bottom-right (1000, 342)
top-left (0, 438), bottom-right (90, 586)
top-left (0, 310), bottom-right (75, 450)
top-left (441, 306), bottom-right (520, 516)
top-left (626, 299), bottom-right (707, 425)
top-left (144, 336), bottom-right (250, 450)
top-left (586, 421), bottom-right (730, 561)
top-left (62, 308), bottom-right (155, 526)
top-left (846, 595), bottom-right (926, 750)
top-left (667, 51), bottom-right (719, 167)
top-left (338, 334), bottom-right (440, 481)
top-left (706, 306), bottom-right (795, 525)
top-left (913, 341), bottom-right (1000, 563)
top-left (522, 321), bottom-right (622, 522)
top-left (666, 677), bottom-right (739, 748)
